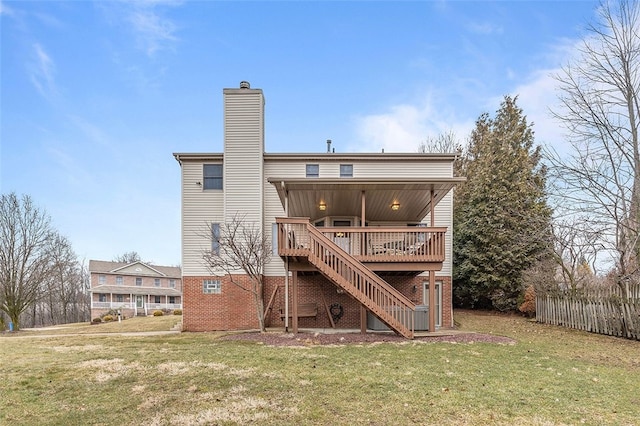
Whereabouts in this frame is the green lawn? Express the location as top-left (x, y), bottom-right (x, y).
top-left (1, 311), bottom-right (638, 425)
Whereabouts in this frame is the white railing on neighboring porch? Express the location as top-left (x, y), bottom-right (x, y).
top-left (92, 302), bottom-right (135, 309)
top-left (147, 303), bottom-right (183, 310)
top-left (91, 302), bottom-right (182, 310)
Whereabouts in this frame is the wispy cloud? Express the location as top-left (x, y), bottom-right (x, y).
top-left (101, 0), bottom-right (182, 57)
top-left (506, 37), bottom-right (585, 155)
top-left (0, 0), bottom-right (14, 16)
top-left (350, 96), bottom-right (474, 153)
top-left (33, 11), bottom-right (65, 30)
top-left (353, 32), bottom-right (586, 156)
top-left (28, 43), bottom-right (57, 99)
top-left (67, 114), bottom-right (113, 149)
top-left (467, 21), bottom-right (503, 35)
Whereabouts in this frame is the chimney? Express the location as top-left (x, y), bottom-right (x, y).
top-left (326, 139), bottom-right (332, 153)
top-left (223, 82), bottom-right (264, 225)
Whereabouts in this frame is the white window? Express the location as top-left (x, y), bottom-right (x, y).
top-left (169, 279), bottom-right (176, 288)
top-left (306, 164), bottom-right (319, 178)
top-left (154, 278), bottom-right (161, 287)
top-left (136, 277), bottom-right (142, 286)
top-left (154, 296), bottom-right (161, 304)
top-left (98, 275), bottom-right (106, 285)
top-left (340, 164), bottom-right (353, 177)
top-left (211, 223), bottom-right (220, 255)
top-left (423, 280), bottom-right (442, 327)
top-left (203, 164), bottom-right (223, 190)
top-left (98, 294), bottom-right (107, 302)
top-left (169, 296), bottom-right (176, 304)
top-left (116, 294), bottom-right (124, 303)
top-left (116, 276), bottom-right (123, 286)
top-left (203, 279), bottom-right (221, 294)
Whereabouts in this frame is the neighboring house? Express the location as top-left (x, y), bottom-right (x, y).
top-left (89, 260), bottom-right (182, 319)
top-left (174, 81), bottom-right (464, 338)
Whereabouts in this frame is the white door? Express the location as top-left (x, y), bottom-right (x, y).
top-left (423, 281), bottom-right (442, 327)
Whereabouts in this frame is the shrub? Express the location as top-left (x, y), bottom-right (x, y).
top-left (519, 285), bottom-right (536, 317)
top-left (173, 309), bottom-right (182, 316)
top-left (153, 310), bottom-right (164, 316)
top-left (92, 317), bottom-right (102, 323)
top-left (102, 315), bottom-right (114, 322)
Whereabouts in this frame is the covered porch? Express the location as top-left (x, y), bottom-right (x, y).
top-left (268, 177), bottom-right (463, 337)
top-left (90, 285), bottom-right (182, 317)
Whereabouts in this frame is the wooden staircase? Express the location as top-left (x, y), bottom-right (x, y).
top-left (280, 219), bottom-right (415, 338)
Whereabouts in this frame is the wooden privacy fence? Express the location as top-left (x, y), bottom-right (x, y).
top-left (536, 285), bottom-right (640, 340)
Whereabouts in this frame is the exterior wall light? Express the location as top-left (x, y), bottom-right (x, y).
top-left (319, 201), bottom-right (326, 211)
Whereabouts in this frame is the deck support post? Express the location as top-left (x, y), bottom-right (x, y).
top-left (429, 270), bottom-right (436, 332)
top-left (292, 271), bottom-right (299, 334)
top-left (429, 188), bottom-right (436, 332)
top-left (360, 305), bottom-right (367, 334)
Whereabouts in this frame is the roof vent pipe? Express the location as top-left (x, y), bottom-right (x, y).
top-left (239, 81), bottom-right (250, 89)
top-left (326, 139), bottom-right (332, 153)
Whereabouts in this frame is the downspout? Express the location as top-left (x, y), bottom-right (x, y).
top-left (360, 190), bottom-right (367, 333)
top-left (429, 187), bottom-right (436, 332)
top-left (282, 181), bottom-right (289, 332)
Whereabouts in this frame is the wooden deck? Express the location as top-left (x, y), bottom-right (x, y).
top-left (275, 217), bottom-right (449, 338)
top-left (277, 217), bottom-right (446, 270)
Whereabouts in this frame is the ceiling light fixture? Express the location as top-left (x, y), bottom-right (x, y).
top-left (391, 202), bottom-right (400, 211)
top-left (319, 201), bottom-right (326, 211)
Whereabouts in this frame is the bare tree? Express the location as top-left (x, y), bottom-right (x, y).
top-left (0, 193), bottom-right (55, 330)
top-left (550, 215), bottom-right (605, 291)
top-left (418, 131), bottom-right (463, 154)
top-left (43, 234), bottom-right (87, 325)
top-left (547, 0), bottom-right (640, 289)
top-left (113, 251), bottom-right (142, 264)
top-left (202, 214), bottom-right (271, 331)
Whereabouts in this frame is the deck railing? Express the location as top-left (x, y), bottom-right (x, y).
top-left (276, 217), bottom-right (446, 263)
top-left (276, 217), bottom-right (417, 338)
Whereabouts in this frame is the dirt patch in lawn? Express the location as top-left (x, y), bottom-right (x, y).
top-left (221, 331), bottom-right (516, 347)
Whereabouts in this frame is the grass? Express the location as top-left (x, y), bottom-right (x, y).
top-left (1, 312), bottom-right (639, 425)
top-left (17, 314), bottom-right (182, 335)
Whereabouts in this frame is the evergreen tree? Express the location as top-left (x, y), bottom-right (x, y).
top-left (453, 96), bottom-right (552, 310)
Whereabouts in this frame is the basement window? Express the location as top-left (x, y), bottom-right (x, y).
top-left (203, 279), bottom-right (221, 294)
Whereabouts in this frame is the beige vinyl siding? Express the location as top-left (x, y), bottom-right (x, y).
top-left (354, 160), bottom-right (452, 178)
top-left (223, 90), bottom-right (264, 227)
top-left (263, 161), bottom-right (302, 276)
top-left (273, 159), bottom-right (453, 179)
top-left (421, 191), bottom-right (453, 276)
top-left (181, 160), bottom-right (224, 276)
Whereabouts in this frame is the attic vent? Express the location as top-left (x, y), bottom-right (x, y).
top-left (240, 81), bottom-right (250, 89)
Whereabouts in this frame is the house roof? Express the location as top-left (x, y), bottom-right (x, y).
top-left (267, 178), bottom-right (466, 222)
top-left (89, 285), bottom-right (182, 296)
top-left (88, 260), bottom-right (181, 278)
top-left (173, 152), bottom-right (459, 163)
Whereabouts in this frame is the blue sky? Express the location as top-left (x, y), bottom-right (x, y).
top-left (1, 0), bottom-right (598, 266)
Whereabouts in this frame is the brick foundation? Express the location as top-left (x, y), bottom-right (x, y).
top-left (184, 273), bottom-right (453, 331)
top-left (183, 275), bottom-right (259, 331)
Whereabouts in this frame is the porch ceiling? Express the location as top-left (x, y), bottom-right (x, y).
top-left (268, 178), bottom-right (465, 222)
